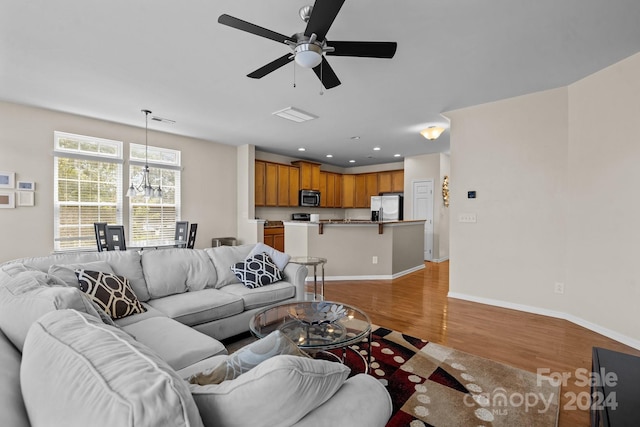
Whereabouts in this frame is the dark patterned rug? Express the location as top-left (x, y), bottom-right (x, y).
top-left (226, 326), bottom-right (560, 426)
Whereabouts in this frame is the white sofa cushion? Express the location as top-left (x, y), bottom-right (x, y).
top-left (121, 316), bottom-right (226, 371)
top-left (189, 355), bottom-right (349, 427)
top-left (15, 251), bottom-right (150, 302)
top-left (221, 281), bottom-right (295, 310)
top-left (141, 249), bottom-right (217, 298)
top-left (204, 244), bottom-right (255, 288)
top-left (0, 271), bottom-right (102, 351)
top-left (47, 260), bottom-right (115, 287)
top-left (21, 310), bottom-right (204, 427)
top-left (0, 330), bottom-right (29, 427)
top-left (248, 242), bottom-right (291, 271)
top-left (146, 288), bottom-right (244, 326)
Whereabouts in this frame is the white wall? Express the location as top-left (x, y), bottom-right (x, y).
top-left (0, 101), bottom-right (238, 262)
top-left (404, 153), bottom-right (451, 261)
top-left (446, 52), bottom-right (640, 347)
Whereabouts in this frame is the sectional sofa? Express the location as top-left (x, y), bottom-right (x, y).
top-left (0, 244), bottom-right (392, 426)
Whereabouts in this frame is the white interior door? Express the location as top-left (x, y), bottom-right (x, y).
top-left (413, 180), bottom-right (434, 261)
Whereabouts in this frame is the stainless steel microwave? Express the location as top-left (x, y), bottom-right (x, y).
top-left (299, 190), bottom-right (320, 207)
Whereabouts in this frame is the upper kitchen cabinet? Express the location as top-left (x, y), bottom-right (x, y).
top-left (354, 173), bottom-right (377, 208)
top-left (378, 170), bottom-right (404, 193)
top-left (320, 171), bottom-right (342, 208)
top-left (255, 160), bottom-right (299, 207)
top-left (277, 164), bottom-right (290, 206)
top-left (289, 167), bottom-right (300, 207)
top-left (265, 162), bottom-right (278, 207)
top-left (255, 160), bottom-right (266, 206)
top-left (342, 174), bottom-right (356, 208)
top-left (291, 160), bottom-right (321, 191)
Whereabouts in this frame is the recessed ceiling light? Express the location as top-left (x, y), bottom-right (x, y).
top-left (298, 147), bottom-right (306, 151)
top-left (373, 147), bottom-right (381, 151)
top-left (349, 160), bottom-right (356, 163)
top-left (350, 136), bottom-right (360, 140)
top-left (394, 154), bottom-right (401, 157)
top-left (326, 154), bottom-right (333, 158)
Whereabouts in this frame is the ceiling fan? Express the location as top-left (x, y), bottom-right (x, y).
top-left (218, 0), bottom-right (397, 89)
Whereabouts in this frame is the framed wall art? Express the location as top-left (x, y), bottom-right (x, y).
top-left (0, 172), bottom-right (15, 189)
top-left (17, 191), bottom-right (35, 207)
top-left (0, 192), bottom-right (15, 208)
top-left (17, 181), bottom-right (35, 191)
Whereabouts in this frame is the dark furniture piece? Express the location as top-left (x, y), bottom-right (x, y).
top-left (591, 347), bottom-right (640, 426)
top-left (174, 221), bottom-right (189, 248)
top-left (187, 223), bottom-right (197, 249)
top-left (94, 222), bottom-right (109, 252)
top-left (105, 225), bottom-right (127, 251)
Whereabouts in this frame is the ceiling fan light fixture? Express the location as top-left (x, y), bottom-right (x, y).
top-left (294, 43), bottom-right (323, 68)
top-left (420, 126), bottom-right (446, 140)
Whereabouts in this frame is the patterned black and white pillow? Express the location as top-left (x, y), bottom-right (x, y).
top-left (231, 253), bottom-right (282, 289)
top-left (75, 270), bottom-right (146, 319)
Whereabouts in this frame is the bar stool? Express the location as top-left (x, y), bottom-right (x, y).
top-left (289, 256), bottom-right (327, 301)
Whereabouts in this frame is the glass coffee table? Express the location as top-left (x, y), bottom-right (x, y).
top-left (250, 301), bottom-right (372, 372)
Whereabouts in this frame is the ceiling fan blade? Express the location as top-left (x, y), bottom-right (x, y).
top-left (304, 0), bottom-right (345, 40)
top-left (326, 41), bottom-right (397, 58)
top-left (247, 54), bottom-right (293, 79)
top-left (218, 14), bottom-right (295, 44)
top-left (312, 57), bottom-right (341, 89)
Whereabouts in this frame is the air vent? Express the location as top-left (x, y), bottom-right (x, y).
top-left (272, 107), bottom-right (318, 123)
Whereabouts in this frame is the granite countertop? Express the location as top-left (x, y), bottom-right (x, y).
top-left (263, 220), bottom-right (284, 228)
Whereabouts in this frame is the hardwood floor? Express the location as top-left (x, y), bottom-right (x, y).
top-left (319, 261), bottom-right (640, 427)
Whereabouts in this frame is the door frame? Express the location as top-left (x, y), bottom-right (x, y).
top-left (412, 179), bottom-right (434, 261)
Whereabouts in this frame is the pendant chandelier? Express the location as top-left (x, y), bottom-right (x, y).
top-left (126, 109), bottom-right (162, 199)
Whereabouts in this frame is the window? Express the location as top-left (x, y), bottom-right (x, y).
top-left (54, 132), bottom-right (123, 251)
top-left (128, 144), bottom-right (181, 244)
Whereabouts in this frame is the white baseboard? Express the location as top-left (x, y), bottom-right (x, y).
top-left (448, 292), bottom-right (640, 351)
top-left (429, 256), bottom-right (449, 263)
top-left (306, 264), bottom-right (425, 282)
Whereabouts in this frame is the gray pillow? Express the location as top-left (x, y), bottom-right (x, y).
top-left (48, 261), bottom-right (115, 288)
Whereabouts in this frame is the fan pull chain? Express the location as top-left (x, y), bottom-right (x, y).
top-left (293, 62), bottom-right (296, 88)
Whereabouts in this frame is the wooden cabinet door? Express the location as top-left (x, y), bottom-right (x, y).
top-left (391, 170), bottom-right (404, 192)
top-left (319, 171), bottom-right (328, 207)
top-left (342, 175), bottom-right (355, 208)
top-left (265, 163), bottom-right (278, 206)
top-left (292, 161), bottom-right (321, 191)
top-left (289, 167), bottom-right (300, 207)
top-left (277, 165), bottom-right (290, 206)
top-left (326, 173), bottom-right (336, 207)
top-left (378, 172), bottom-right (392, 194)
top-left (355, 174), bottom-right (367, 207)
top-left (334, 174), bottom-right (342, 208)
top-left (310, 164), bottom-right (320, 191)
top-left (273, 233), bottom-right (285, 252)
top-left (255, 161), bottom-right (266, 206)
top-left (366, 173), bottom-right (378, 202)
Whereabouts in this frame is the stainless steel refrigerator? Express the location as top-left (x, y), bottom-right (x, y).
top-left (370, 194), bottom-right (403, 221)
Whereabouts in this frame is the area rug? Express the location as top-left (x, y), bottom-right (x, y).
top-left (226, 326), bottom-right (560, 426)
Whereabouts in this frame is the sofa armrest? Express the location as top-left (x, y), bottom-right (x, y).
top-left (281, 262), bottom-right (308, 301)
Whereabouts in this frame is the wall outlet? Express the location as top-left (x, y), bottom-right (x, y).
top-left (554, 282), bottom-right (565, 294)
top-left (458, 213), bottom-right (477, 223)
top-left (372, 256), bottom-right (378, 264)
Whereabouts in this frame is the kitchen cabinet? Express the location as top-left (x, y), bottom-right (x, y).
top-left (265, 162), bottom-right (278, 206)
top-left (264, 227), bottom-right (284, 252)
top-left (342, 174), bottom-right (356, 208)
top-left (277, 165), bottom-right (290, 206)
top-left (377, 170), bottom-right (404, 194)
top-left (255, 160), bottom-right (266, 206)
top-left (319, 171), bottom-right (341, 208)
top-left (289, 167), bottom-right (300, 207)
top-left (292, 160), bottom-right (321, 191)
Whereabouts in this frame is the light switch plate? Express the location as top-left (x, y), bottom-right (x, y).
top-left (458, 213), bottom-right (477, 223)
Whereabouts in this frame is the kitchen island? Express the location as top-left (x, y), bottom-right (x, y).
top-left (283, 220), bottom-right (425, 280)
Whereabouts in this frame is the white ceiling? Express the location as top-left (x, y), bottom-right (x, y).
top-left (2, 0), bottom-right (640, 167)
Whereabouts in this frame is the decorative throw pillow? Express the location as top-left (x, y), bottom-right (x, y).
top-left (189, 355), bottom-right (350, 427)
top-left (230, 253), bottom-right (282, 289)
top-left (189, 330), bottom-right (309, 385)
top-left (248, 242), bottom-right (291, 271)
top-left (75, 270), bottom-right (146, 319)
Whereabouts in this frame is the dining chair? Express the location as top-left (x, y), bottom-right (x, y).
top-left (94, 222), bottom-right (109, 252)
top-left (105, 225), bottom-right (127, 251)
top-left (187, 223), bottom-right (197, 249)
top-left (175, 221), bottom-right (189, 248)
